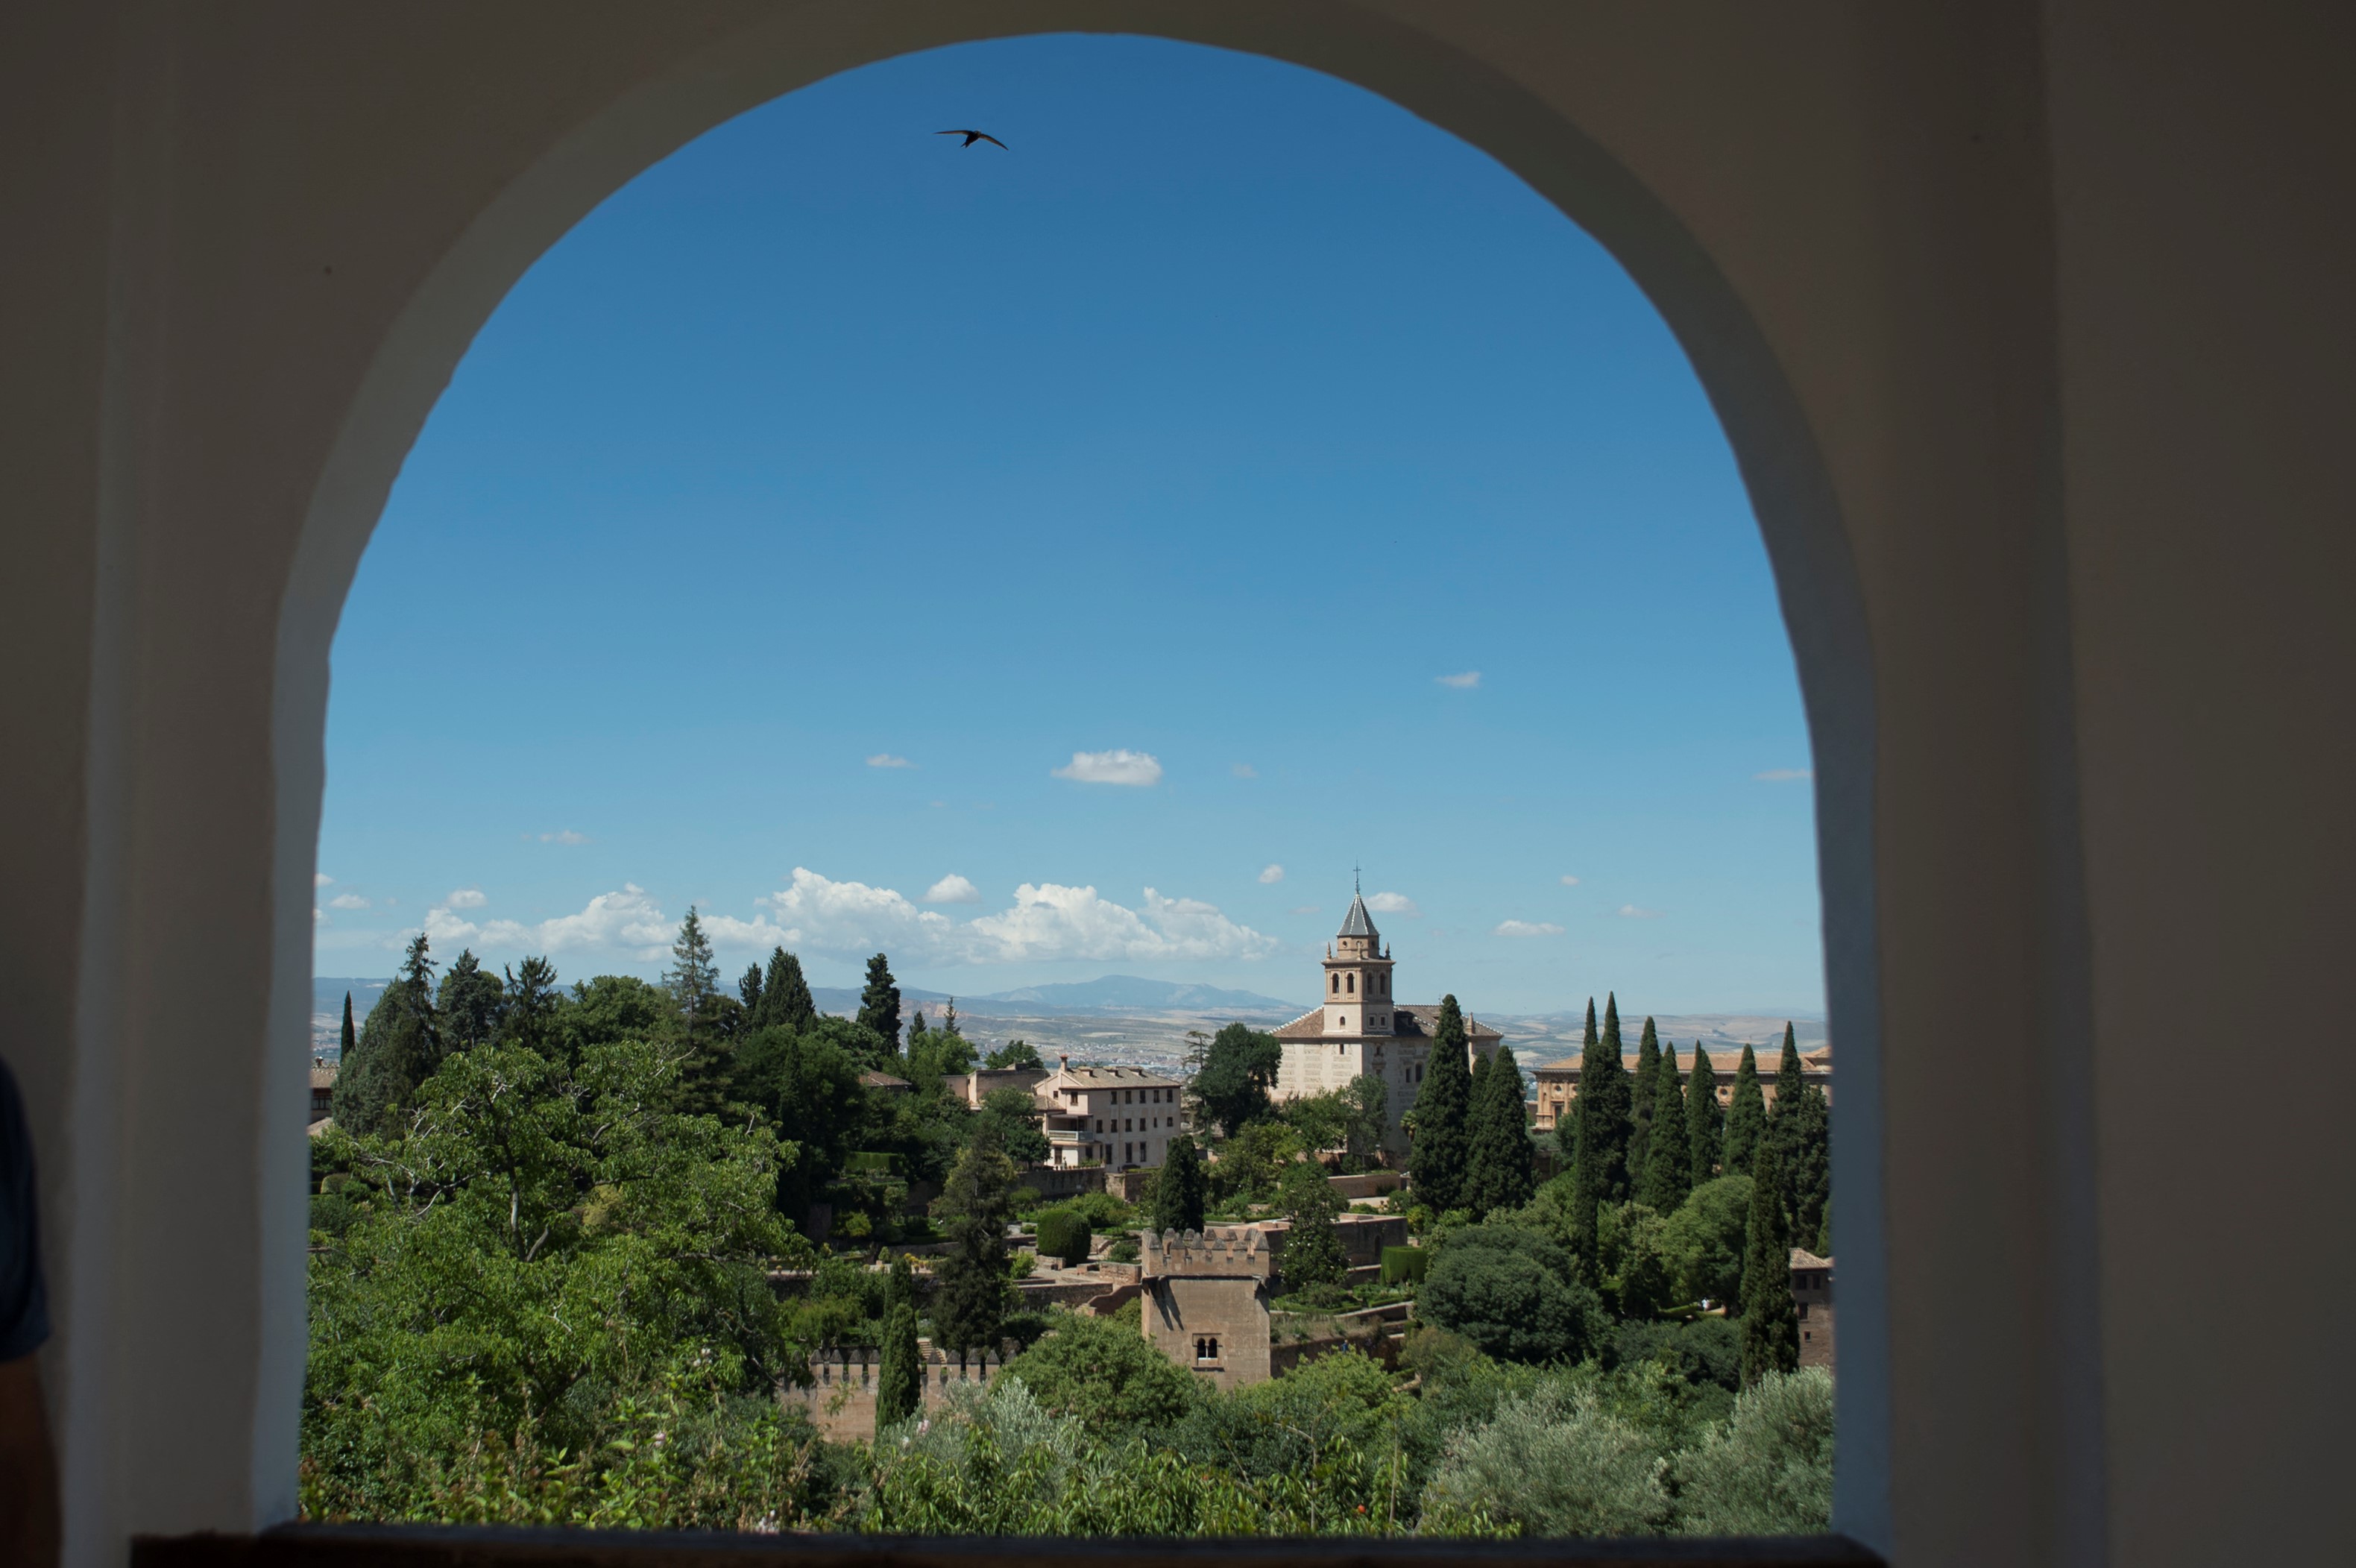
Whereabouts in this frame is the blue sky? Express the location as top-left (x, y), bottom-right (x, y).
top-left (312, 34), bottom-right (1822, 1018)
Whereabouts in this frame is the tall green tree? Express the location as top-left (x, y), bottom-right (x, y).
top-left (732, 1024), bottom-right (865, 1221)
top-left (498, 956), bottom-right (562, 1056)
top-left (338, 992), bottom-right (355, 1058)
top-left (1407, 995), bottom-right (1474, 1212)
top-left (1570, 994), bottom-right (1634, 1262)
top-left (1686, 1042), bottom-right (1725, 1189)
top-left (1191, 1021), bottom-right (1282, 1137)
top-left (857, 953), bottom-right (903, 1047)
top-left (754, 947), bottom-right (819, 1034)
top-left (1739, 1140), bottom-right (1799, 1385)
top-left (1766, 1024), bottom-right (1805, 1159)
top-left (1462, 1041), bottom-right (1536, 1217)
top-left (1555, 999), bottom-right (1598, 1166)
top-left (435, 948), bottom-right (505, 1054)
top-left (334, 935), bottom-right (440, 1134)
top-left (930, 1117), bottom-right (1018, 1353)
top-left (1638, 1045), bottom-right (1691, 1213)
top-left (984, 1039), bottom-right (1044, 1071)
top-left (875, 1302), bottom-right (924, 1429)
top-left (1779, 1077), bottom-right (1832, 1255)
top-left (1725, 1045), bottom-right (1767, 1177)
top-left (737, 961), bottom-right (763, 1016)
top-left (1153, 1134), bottom-right (1207, 1234)
top-left (1628, 1017), bottom-right (1662, 1186)
top-left (1275, 1160), bottom-right (1348, 1298)
top-left (664, 907), bottom-right (721, 1041)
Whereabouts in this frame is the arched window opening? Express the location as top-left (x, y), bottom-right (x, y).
top-left (294, 27), bottom-right (1837, 1552)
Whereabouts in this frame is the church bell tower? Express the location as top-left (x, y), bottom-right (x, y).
top-left (1323, 875), bottom-right (1396, 1036)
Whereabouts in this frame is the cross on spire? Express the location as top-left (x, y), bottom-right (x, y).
top-left (1354, 861), bottom-right (1361, 895)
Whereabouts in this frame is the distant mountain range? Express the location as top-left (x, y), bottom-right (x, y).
top-left (313, 972), bottom-right (1820, 1070)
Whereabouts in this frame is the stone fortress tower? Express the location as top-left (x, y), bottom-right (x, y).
top-left (1272, 880), bottom-right (1502, 1152)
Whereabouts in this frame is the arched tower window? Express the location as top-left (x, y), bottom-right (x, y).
top-left (1347, 973), bottom-right (1356, 993)
top-left (1331, 974), bottom-right (1341, 994)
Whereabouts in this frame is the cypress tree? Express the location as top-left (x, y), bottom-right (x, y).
top-left (1554, 998), bottom-right (1599, 1168)
top-left (1685, 1042), bottom-right (1724, 1188)
top-left (1461, 1041), bottom-right (1535, 1216)
top-left (1629, 1016), bottom-right (1662, 1187)
top-left (755, 946), bottom-right (819, 1033)
top-left (930, 1117), bottom-right (1016, 1353)
top-left (875, 1302), bottom-right (924, 1429)
top-left (1725, 1045), bottom-right (1766, 1176)
top-left (887, 1251), bottom-right (917, 1313)
top-left (338, 992), bottom-right (355, 1059)
top-left (1571, 994), bottom-right (1634, 1262)
top-left (1638, 1044), bottom-right (1691, 1213)
top-left (857, 953), bottom-right (903, 1048)
top-left (1768, 1023), bottom-right (1805, 1153)
top-left (1781, 1080), bottom-right (1832, 1253)
top-left (1739, 1139), bottom-right (1799, 1385)
top-left (1407, 995), bottom-right (1474, 1212)
top-left (1153, 1134), bottom-right (1207, 1234)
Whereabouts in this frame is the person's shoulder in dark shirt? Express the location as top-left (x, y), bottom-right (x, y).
top-left (0, 1058), bottom-right (48, 1361)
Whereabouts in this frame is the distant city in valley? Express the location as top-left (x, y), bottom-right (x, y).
top-left (312, 969), bottom-right (1826, 1069)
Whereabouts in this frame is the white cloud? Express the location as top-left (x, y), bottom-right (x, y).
top-left (538, 829), bottom-right (588, 845)
top-left (1231, 763), bottom-right (1258, 779)
top-left (327, 892), bottom-right (370, 911)
top-left (1754, 769), bottom-right (1812, 782)
top-left (315, 873), bottom-right (334, 888)
top-left (313, 906), bottom-right (326, 925)
top-left (1559, 874), bottom-right (1581, 887)
top-left (426, 884), bottom-right (675, 957)
top-left (1288, 904), bottom-right (1320, 916)
top-left (1613, 904), bottom-right (1664, 920)
top-left (867, 753), bottom-right (914, 769)
top-left (444, 887), bottom-right (487, 910)
top-left (1493, 919), bottom-right (1566, 938)
top-left (1052, 749), bottom-right (1163, 787)
top-left (968, 884), bottom-right (1277, 963)
top-left (1437, 671), bottom-right (1481, 690)
top-left (1365, 891), bottom-right (1420, 916)
top-left (923, 874), bottom-right (982, 904)
top-left (1259, 864), bottom-right (1285, 884)
top-left (752, 867), bottom-right (1273, 966)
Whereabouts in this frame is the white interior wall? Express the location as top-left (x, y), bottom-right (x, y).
top-left (0, 3), bottom-right (2347, 1565)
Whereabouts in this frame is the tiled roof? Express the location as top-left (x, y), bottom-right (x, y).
top-left (1043, 1064), bottom-right (1182, 1089)
top-left (309, 1066), bottom-right (338, 1089)
top-left (1338, 893), bottom-right (1379, 939)
top-left (860, 1070), bottom-right (913, 1089)
top-left (1790, 1248), bottom-right (1834, 1271)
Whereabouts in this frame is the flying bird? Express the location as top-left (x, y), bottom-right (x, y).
top-left (936, 129), bottom-right (1008, 150)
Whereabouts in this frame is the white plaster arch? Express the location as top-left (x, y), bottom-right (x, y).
top-left (275, 3), bottom-right (1886, 1543)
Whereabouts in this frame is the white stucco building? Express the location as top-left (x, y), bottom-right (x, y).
top-left (1271, 891), bottom-right (1501, 1150)
top-left (1034, 1059), bottom-right (1185, 1170)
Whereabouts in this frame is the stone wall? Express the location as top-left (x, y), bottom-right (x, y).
top-left (782, 1342), bottom-right (1015, 1442)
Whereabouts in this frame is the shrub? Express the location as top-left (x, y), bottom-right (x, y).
top-left (1380, 1244), bottom-right (1429, 1285)
top-left (1416, 1224), bottom-right (1608, 1365)
top-left (1672, 1367), bottom-right (1835, 1534)
top-left (1418, 1382), bottom-right (1672, 1537)
top-left (1035, 1209), bottom-right (1093, 1268)
top-left (999, 1312), bottom-right (1205, 1435)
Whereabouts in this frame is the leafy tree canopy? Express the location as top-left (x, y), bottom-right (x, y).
top-left (1191, 1022), bottom-right (1282, 1137)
